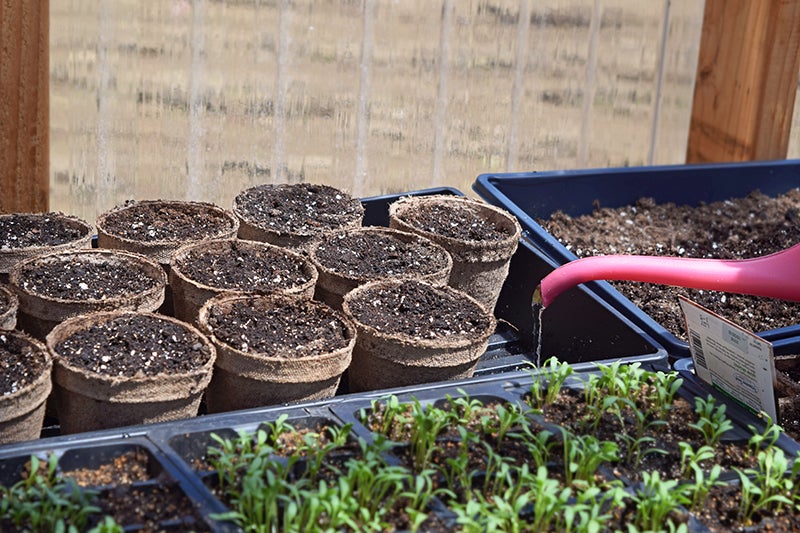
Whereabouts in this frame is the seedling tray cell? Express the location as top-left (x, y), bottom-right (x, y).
top-left (473, 159), bottom-right (800, 357)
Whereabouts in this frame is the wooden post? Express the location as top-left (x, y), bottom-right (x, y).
top-left (687, 0), bottom-right (800, 163)
top-left (0, 0), bottom-right (49, 213)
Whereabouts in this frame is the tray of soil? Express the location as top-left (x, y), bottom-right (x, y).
top-left (389, 194), bottom-right (522, 314)
top-left (342, 279), bottom-right (496, 392)
top-left (233, 182), bottom-right (365, 250)
top-left (0, 436), bottom-right (227, 531)
top-left (198, 293), bottom-right (356, 413)
top-left (0, 284), bottom-right (18, 330)
top-left (169, 238), bottom-right (318, 325)
top-left (45, 310), bottom-right (216, 434)
top-left (308, 226), bottom-right (452, 310)
top-left (474, 159), bottom-right (800, 357)
top-left (9, 361), bottom-right (787, 531)
top-left (8, 248), bottom-right (167, 341)
top-left (0, 331), bottom-right (52, 445)
top-left (0, 212), bottom-right (94, 283)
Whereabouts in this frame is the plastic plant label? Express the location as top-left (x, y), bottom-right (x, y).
top-left (678, 296), bottom-right (777, 420)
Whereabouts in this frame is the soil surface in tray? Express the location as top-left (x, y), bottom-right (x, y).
top-left (235, 183), bottom-right (363, 234)
top-left (205, 298), bottom-right (351, 356)
top-left (397, 200), bottom-right (509, 241)
top-left (101, 201), bottom-right (234, 242)
top-left (0, 213), bottom-right (87, 249)
top-left (313, 231), bottom-right (449, 278)
top-left (0, 333), bottom-right (46, 395)
top-left (55, 314), bottom-right (212, 376)
top-left (16, 255), bottom-right (159, 300)
top-left (0, 287), bottom-right (12, 313)
top-left (539, 189), bottom-right (800, 337)
top-left (346, 280), bottom-right (491, 338)
top-left (176, 242), bottom-right (311, 291)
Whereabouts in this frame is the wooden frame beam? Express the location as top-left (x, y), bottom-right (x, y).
top-left (687, 0), bottom-right (800, 163)
top-left (1, 0), bottom-right (49, 213)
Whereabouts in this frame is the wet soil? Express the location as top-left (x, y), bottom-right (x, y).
top-left (539, 189), bottom-right (800, 337)
top-left (345, 280), bottom-right (492, 338)
top-left (774, 354), bottom-right (800, 443)
top-left (54, 314), bottom-right (212, 376)
top-left (204, 297), bottom-right (351, 357)
top-left (312, 230), bottom-right (450, 279)
top-left (100, 201), bottom-right (235, 242)
top-left (174, 241), bottom-right (312, 291)
top-left (0, 333), bottom-right (46, 395)
top-left (234, 183), bottom-right (364, 234)
top-left (394, 199), bottom-right (510, 241)
top-left (15, 254), bottom-right (160, 300)
top-left (0, 213), bottom-right (89, 250)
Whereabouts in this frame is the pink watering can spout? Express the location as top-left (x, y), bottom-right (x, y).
top-left (535, 242), bottom-right (800, 308)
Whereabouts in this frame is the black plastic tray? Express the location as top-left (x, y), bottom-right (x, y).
top-left (473, 159), bottom-right (800, 357)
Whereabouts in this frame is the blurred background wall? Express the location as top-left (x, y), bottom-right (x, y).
top-left (49, 0), bottom-right (800, 222)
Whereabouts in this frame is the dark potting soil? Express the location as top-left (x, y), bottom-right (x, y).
top-left (62, 449), bottom-right (151, 486)
top-left (205, 298), bottom-right (351, 357)
top-left (0, 287), bottom-right (12, 313)
top-left (0, 333), bottom-right (46, 395)
top-left (346, 280), bottom-right (492, 339)
top-left (235, 183), bottom-right (364, 234)
top-left (313, 231), bottom-right (449, 279)
top-left (100, 201), bottom-right (235, 242)
top-left (0, 213), bottom-right (88, 249)
top-left (16, 255), bottom-right (160, 300)
top-left (539, 189), bottom-right (800, 338)
top-left (396, 199), bottom-right (510, 242)
top-left (55, 314), bottom-right (212, 377)
top-left (175, 242), bottom-right (312, 291)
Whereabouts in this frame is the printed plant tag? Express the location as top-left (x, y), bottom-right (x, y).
top-left (679, 296), bottom-right (777, 420)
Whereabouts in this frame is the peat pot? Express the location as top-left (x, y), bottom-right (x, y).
top-left (0, 331), bottom-right (51, 444)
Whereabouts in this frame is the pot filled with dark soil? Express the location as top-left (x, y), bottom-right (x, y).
top-left (308, 226), bottom-right (453, 310)
top-left (0, 331), bottom-right (51, 444)
top-left (388, 195), bottom-right (521, 313)
top-left (169, 238), bottom-right (318, 325)
top-left (0, 284), bottom-right (19, 330)
top-left (8, 249), bottom-right (166, 341)
top-left (0, 212), bottom-right (94, 284)
top-left (233, 183), bottom-right (365, 250)
top-left (198, 293), bottom-right (356, 413)
top-left (342, 279), bottom-right (496, 392)
top-left (45, 311), bottom-right (216, 434)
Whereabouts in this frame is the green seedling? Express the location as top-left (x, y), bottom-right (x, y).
top-left (685, 462), bottom-right (725, 512)
top-left (560, 428), bottom-right (619, 486)
top-left (529, 357), bottom-right (574, 408)
top-left (690, 395), bottom-right (734, 447)
top-left (736, 446), bottom-right (793, 524)
top-left (747, 413), bottom-right (783, 457)
top-left (678, 442), bottom-right (716, 479)
top-left (628, 470), bottom-right (692, 533)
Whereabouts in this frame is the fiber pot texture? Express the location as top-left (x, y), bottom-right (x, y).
top-left (46, 311), bottom-right (216, 435)
top-left (309, 226), bottom-right (453, 310)
top-left (0, 212), bottom-right (93, 284)
top-left (96, 200), bottom-right (240, 267)
top-left (233, 183), bottom-right (365, 250)
top-left (0, 284), bottom-right (18, 330)
top-left (0, 331), bottom-right (52, 444)
top-left (388, 195), bottom-right (521, 313)
top-left (342, 279), bottom-right (496, 392)
top-left (198, 293), bottom-right (356, 413)
top-left (9, 249), bottom-right (167, 341)
top-left (169, 238), bottom-right (318, 325)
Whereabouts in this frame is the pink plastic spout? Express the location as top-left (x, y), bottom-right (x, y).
top-left (537, 242), bottom-right (800, 308)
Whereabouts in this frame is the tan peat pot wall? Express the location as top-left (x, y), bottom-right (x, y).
top-left (389, 195), bottom-right (521, 314)
top-left (45, 311), bottom-right (216, 435)
top-left (0, 284), bottom-right (19, 330)
top-left (8, 249), bottom-right (167, 341)
top-left (169, 238), bottom-right (318, 325)
top-left (0, 332), bottom-right (52, 445)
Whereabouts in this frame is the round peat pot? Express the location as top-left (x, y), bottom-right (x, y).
top-left (0, 212), bottom-right (94, 284)
top-left (233, 183), bottom-right (365, 250)
top-left (309, 226), bottom-right (453, 311)
top-left (198, 293), bottom-right (356, 413)
top-left (0, 331), bottom-right (52, 444)
top-left (342, 279), bottom-right (496, 392)
top-left (9, 249), bottom-right (167, 341)
top-left (389, 195), bottom-right (521, 313)
top-left (46, 311), bottom-right (216, 434)
top-left (169, 238), bottom-right (318, 325)
top-left (0, 284), bottom-right (19, 330)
